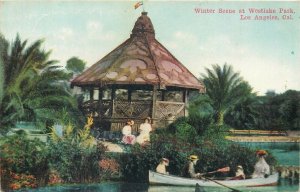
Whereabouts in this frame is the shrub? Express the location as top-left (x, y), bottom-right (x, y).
top-left (167, 116), bottom-right (188, 134)
top-left (194, 125), bottom-right (277, 176)
top-left (197, 124), bottom-right (230, 147)
top-left (119, 135), bottom-right (190, 182)
top-left (119, 131), bottom-right (278, 182)
top-left (99, 158), bottom-right (120, 180)
top-left (188, 94), bottom-right (214, 135)
top-left (0, 132), bottom-right (49, 190)
top-left (166, 117), bottom-right (198, 143)
top-left (195, 143), bottom-right (277, 176)
top-left (175, 121), bottom-right (197, 143)
top-left (47, 116), bottom-right (107, 183)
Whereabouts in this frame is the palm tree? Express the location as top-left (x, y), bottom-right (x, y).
top-left (201, 64), bottom-right (252, 126)
top-left (225, 93), bottom-right (260, 129)
top-left (0, 34), bottom-right (79, 134)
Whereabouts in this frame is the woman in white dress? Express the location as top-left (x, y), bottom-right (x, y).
top-left (122, 120), bottom-right (136, 145)
top-left (136, 117), bottom-right (152, 144)
top-left (252, 150), bottom-right (270, 178)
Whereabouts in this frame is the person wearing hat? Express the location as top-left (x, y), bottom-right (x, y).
top-left (122, 120), bottom-right (136, 145)
top-left (188, 155), bottom-right (202, 178)
top-left (252, 150), bottom-right (270, 178)
top-left (136, 117), bottom-right (152, 144)
top-left (156, 158), bottom-right (169, 175)
top-left (230, 165), bottom-right (246, 180)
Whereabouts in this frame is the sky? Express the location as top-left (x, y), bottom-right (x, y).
top-left (0, 1), bottom-right (299, 95)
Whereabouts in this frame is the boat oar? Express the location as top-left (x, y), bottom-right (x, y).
top-left (203, 166), bottom-right (230, 175)
top-left (201, 176), bottom-right (242, 192)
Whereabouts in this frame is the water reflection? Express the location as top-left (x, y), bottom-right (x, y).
top-left (20, 179), bottom-right (299, 192)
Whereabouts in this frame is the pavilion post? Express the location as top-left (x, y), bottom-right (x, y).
top-left (152, 85), bottom-right (158, 121)
top-left (184, 89), bottom-right (189, 116)
top-left (111, 87), bottom-right (116, 117)
top-left (99, 88), bottom-right (103, 119)
top-left (89, 88), bottom-right (94, 101)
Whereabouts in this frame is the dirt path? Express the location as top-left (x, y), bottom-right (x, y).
top-left (100, 141), bottom-right (124, 152)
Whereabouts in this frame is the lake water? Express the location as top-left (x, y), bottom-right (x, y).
top-left (238, 142), bottom-right (300, 166)
top-left (17, 179), bottom-right (299, 192)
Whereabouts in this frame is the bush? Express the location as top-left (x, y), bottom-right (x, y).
top-left (48, 141), bottom-right (106, 183)
top-left (197, 124), bottom-right (230, 147)
top-left (119, 130), bottom-right (278, 182)
top-left (0, 132), bottom-right (49, 190)
top-left (99, 157), bottom-right (120, 180)
top-left (167, 116), bottom-right (189, 134)
top-left (47, 117), bottom-right (107, 183)
top-left (188, 94), bottom-right (214, 135)
top-left (196, 143), bottom-right (277, 176)
top-left (119, 135), bottom-right (190, 182)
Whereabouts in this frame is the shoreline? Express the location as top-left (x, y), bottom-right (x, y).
top-left (226, 136), bottom-right (300, 143)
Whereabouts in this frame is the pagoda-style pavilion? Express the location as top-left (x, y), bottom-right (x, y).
top-left (71, 12), bottom-right (205, 132)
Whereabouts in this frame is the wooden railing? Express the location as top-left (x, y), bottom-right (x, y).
top-left (82, 100), bottom-right (187, 130)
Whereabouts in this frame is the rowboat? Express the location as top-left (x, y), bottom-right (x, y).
top-left (149, 171), bottom-right (278, 187)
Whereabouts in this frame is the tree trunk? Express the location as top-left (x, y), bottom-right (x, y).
top-left (216, 111), bottom-right (224, 126)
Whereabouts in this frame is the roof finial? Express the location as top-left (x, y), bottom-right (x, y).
top-left (131, 10), bottom-right (155, 38)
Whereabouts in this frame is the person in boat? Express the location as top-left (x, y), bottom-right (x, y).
top-left (230, 165), bottom-right (246, 180)
top-left (122, 120), bottom-right (136, 145)
top-left (188, 155), bottom-right (203, 178)
top-left (136, 117), bottom-right (152, 144)
top-left (156, 158), bottom-right (169, 175)
top-left (252, 150), bottom-right (270, 178)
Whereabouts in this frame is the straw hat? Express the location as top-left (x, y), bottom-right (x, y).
top-left (162, 158), bottom-right (169, 163)
top-left (189, 155), bottom-right (199, 161)
top-left (237, 165), bottom-right (243, 170)
top-left (256, 150), bottom-right (267, 156)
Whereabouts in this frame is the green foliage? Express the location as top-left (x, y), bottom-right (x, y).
top-left (175, 121), bottom-right (197, 143)
top-left (188, 94), bottom-right (214, 135)
top-left (66, 57), bottom-right (86, 74)
top-left (201, 64), bottom-right (252, 125)
top-left (119, 135), bottom-right (189, 182)
top-left (48, 117), bottom-right (107, 183)
top-left (0, 132), bottom-right (49, 189)
top-left (254, 90), bottom-right (300, 130)
top-left (225, 94), bottom-right (259, 129)
top-left (118, 130), bottom-right (277, 183)
top-left (0, 33), bottom-right (81, 134)
top-left (198, 124), bottom-right (230, 147)
top-left (0, 34), bottom-right (7, 105)
top-left (195, 143), bottom-right (277, 176)
top-left (47, 141), bottom-right (106, 183)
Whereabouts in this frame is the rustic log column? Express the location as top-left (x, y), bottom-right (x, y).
top-left (184, 89), bottom-right (189, 116)
top-left (111, 87), bottom-right (116, 117)
top-left (89, 88), bottom-right (94, 101)
top-left (99, 88), bottom-right (103, 119)
top-left (152, 85), bottom-right (158, 119)
top-left (161, 90), bottom-right (165, 101)
top-left (128, 89), bottom-right (132, 102)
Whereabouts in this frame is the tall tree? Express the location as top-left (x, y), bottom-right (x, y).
top-left (0, 34), bottom-right (79, 134)
top-left (201, 64), bottom-right (252, 125)
top-left (0, 34), bottom-right (8, 105)
top-left (66, 57), bottom-right (86, 74)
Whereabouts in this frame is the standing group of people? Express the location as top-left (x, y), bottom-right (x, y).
top-left (121, 117), bottom-right (152, 145)
top-left (156, 149), bottom-right (270, 180)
